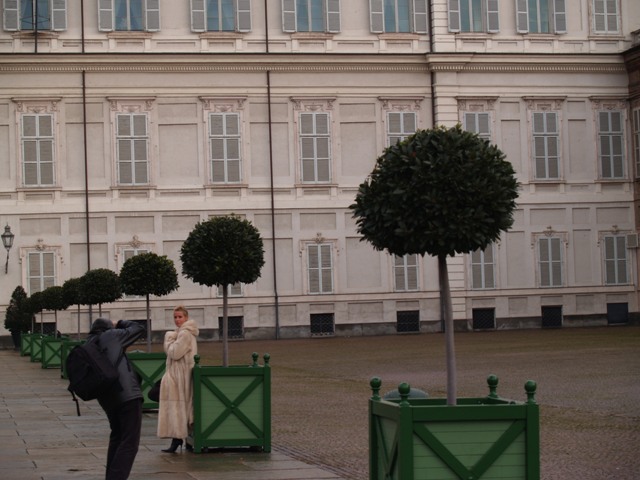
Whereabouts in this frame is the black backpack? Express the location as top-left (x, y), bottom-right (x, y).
top-left (66, 336), bottom-right (123, 415)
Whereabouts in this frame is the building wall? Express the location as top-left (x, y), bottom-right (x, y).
top-left (0, 1), bottom-right (638, 338)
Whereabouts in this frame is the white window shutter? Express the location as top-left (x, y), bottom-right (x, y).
top-left (403, 112), bottom-right (416, 134)
top-left (145, 0), bottom-right (160, 31)
top-left (412, 0), bottom-right (428, 34)
top-left (487, 0), bottom-right (499, 33)
top-left (388, 112), bottom-right (402, 135)
top-left (191, 0), bottom-right (206, 32)
top-left (98, 0), bottom-right (114, 32)
top-left (3, 0), bottom-right (19, 31)
top-left (327, 0), bottom-right (340, 33)
top-left (369, 0), bottom-right (384, 33)
top-left (237, 0), bottom-right (252, 32)
top-left (515, 0), bottom-right (528, 33)
top-left (282, 0), bottom-right (296, 32)
top-left (553, 0), bottom-right (566, 33)
top-left (477, 112), bottom-right (490, 138)
top-left (448, 0), bottom-right (461, 32)
top-left (51, 0), bottom-right (67, 31)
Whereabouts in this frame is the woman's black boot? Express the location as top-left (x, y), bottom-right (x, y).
top-left (162, 438), bottom-right (183, 453)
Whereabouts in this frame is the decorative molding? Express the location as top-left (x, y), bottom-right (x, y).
top-left (199, 96), bottom-right (247, 111)
top-left (107, 96), bottom-right (156, 112)
top-left (589, 97), bottom-right (626, 110)
top-left (12, 97), bottom-right (62, 113)
top-left (378, 96), bottom-right (424, 111)
top-left (524, 97), bottom-right (566, 111)
top-left (290, 97), bottom-right (336, 111)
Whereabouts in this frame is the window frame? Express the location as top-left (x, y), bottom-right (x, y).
top-left (282, 0), bottom-right (341, 33)
top-left (296, 108), bottom-right (332, 184)
top-left (386, 111), bottom-right (417, 146)
top-left (21, 112), bottom-right (56, 187)
top-left (516, 0), bottom-right (566, 34)
top-left (448, 0), bottom-right (499, 33)
top-left (537, 236), bottom-right (563, 288)
top-left (98, 0), bottom-right (160, 32)
top-left (191, 0), bottom-right (252, 33)
top-left (463, 111), bottom-right (491, 141)
top-left (306, 242), bottom-right (334, 294)
top-left (531, 110), bottom-right (561, 181)
top-left (3, 0), bottom-right (67, 32)
top-left (22, 245), bottom-right (60, 296)
top-left (470, 243), bottom-right (496, 290)
top-left (591, 0), bottom-right (620, 34)
top-left (393, 254), bottom-right (419, 292)
top-left (115, 112), bottom-right (150, 186)
top-left (369, 0), bottom-right (428, 34)
top-left (208, 112), bottom-right (242, 184)
top-left (597, 109), bottom-right (625, 180)
top-left (603, 234), bottom-right (629, 285)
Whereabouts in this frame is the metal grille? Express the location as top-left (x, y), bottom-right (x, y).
top-left (607, 303), bottom-right (628, 325)
top-left (37, 322), bottom-right (57, 335)
top-left (310, 313), bottom-right (334, 336)
top-left (396, 310), bottom-right (420, 333)
top-left (472, 308), bottom-right (496, 330)
top-left (541, 306), bottom-right (562, 328)
top-left (218, 316), bottom-right (244, 339)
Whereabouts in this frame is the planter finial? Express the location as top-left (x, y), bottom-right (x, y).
top-left (370, 377), bottom-right (381, 400)
top-left (251, 352), bottom-right (259, 367)
top-left (525, 380), bottom-right (537, 404)
top-left (398, 383), bottom-right (410, 406)
top-left (487, 374), bottom-right (499, 398)
top-left (263, 353), bottom-right (270, 365)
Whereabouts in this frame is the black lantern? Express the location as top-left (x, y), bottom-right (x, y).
top-left (1, 224), bottom-right (14, 274)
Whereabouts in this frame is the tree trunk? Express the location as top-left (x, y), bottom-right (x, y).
top-left (222, 284), bottom-right (229, 367)
top-left (438, 254), bottom-right (457, 405)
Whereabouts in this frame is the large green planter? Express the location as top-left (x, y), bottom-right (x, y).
top-left (127, 351), bottom-right (166, 410)
top-left (29, 334), bottom-right (45, 363)
top-left (189, 353), bottom-right (271, 453)
top-left (41, 335), bottom-right (69, 369)
top-left (369, 375), bottom-right (540, 480)
top-left (20, 333), bottom-right (33, 357)
top-left (60, 339), bottom-right (85, 379)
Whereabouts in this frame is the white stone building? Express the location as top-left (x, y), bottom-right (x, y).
top-left (0, 1), bottom-right (639, 341)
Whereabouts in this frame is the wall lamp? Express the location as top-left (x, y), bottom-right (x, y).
top-left (1, 224), bottom-right (14, 274)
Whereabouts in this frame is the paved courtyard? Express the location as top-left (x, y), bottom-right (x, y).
top-left (1, 325), bottom-right (638, 479)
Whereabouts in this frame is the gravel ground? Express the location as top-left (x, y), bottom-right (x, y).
top-left (195, 325), bottom-right (640, 480)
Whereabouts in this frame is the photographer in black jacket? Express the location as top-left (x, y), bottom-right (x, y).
top-left (88, 318), bottom-right (146, 480)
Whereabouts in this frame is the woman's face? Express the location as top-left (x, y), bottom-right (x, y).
top-left (174, 310), bottom-right (188, 328)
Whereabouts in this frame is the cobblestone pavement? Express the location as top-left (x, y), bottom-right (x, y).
top-left (197, 325), bottom-right (640, 480)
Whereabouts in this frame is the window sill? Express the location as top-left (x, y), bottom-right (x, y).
top-left (376, 33), bottom-right (421, 40)
top-left (198, 31), bottom-right (244, 39)
top-left (106, 31), bottom-right (154, 39)
top-left (290, 32), bottom-right (335, 39)
top-left (12, 30), bottom-right (59, 39)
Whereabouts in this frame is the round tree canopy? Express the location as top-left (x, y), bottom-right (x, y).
top-left (350, 125), bottom-right (519, 258)
top-left (40, 285), bottom-right (70, 312)
top-left (181, 216), bottom-right (265, 288)
top-left (80, 268), bottom-right (122, 306)
top-left (120, 252), bottom-right (179, 297)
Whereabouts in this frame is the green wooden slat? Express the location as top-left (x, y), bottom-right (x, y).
top-left (414, 424), bottom-right (473, 479)
top-left (471, 420), bottom-right (525, 478)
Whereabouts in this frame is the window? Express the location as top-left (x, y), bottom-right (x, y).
top-left (603, 234), bottom-right (628, 285)
top-left (516, 0), bottom-right (566, 34)
top-left (538, 237), bottom-right (562, 287)
top-left (448, 0), bottom-right (499, 33)
top-left (541, 305), bottom-right (562, 327)
top-left (209, 113), bottom-right (241, 183)
top-left (598, 110), bottom-right (625, 179)
top-left (217, 283), bottom-right (243, 297)
top-left (98, 0), bottom-right (160, 32)
top-left (21, 113), bottom-right (55, 187)
top-left (116, 113), bottom-right (149, 185)
top-left (532, 111), bottom-right (560, 180)
top-left (369, 0), bottom-right (427, 33)
top-left (472, 308), bottom-right (495, 329)
top-left (463, 111), bottom-right (491, 141)
top-left (634, 109), bottom-right (640, 178)
top-left (310, 313), bottom-right (334, 336)
top-left (218, 315), bottom-right (244, 339)
top-left (592, 0), bottom-right (619, 34)
top-left (307, 243), bottom-right (333, 294)
top-left (27, 251), bottom-right (56, 294)
top-left (282, 0), bottom-right (340, 33)
top-left (394, 254), bottom-right (418, 291)
top-left (3, 0), bottom-right (67, 31)
top-left (299, 112), bottom-right (331, 183)
top-left (470, 244), bottom-right (495, 289)
top-left (396, 310), bottom-right (420, 333)
top-left (191, 0), bottom-right (251, 32)
top-left (387, 112), bottom-right (416, 145)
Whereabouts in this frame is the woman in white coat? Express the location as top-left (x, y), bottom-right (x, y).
top-left (157, 305), bottom-right (199, 453)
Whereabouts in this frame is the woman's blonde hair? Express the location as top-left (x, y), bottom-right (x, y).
top-left (174, 305), bottom-right (189, 318)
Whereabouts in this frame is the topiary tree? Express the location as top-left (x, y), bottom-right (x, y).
top-left (120, 252), bottom-right (179, 352)
top-left (62, 277), bottom-right (84, 339)
top-left (40, 285), bottom-right (71, 337)
top-left (350, 125), bottom-right (519, 405)
top-left (4, 286), bottom-right (31, 348)
top-left (181, 215), bottom-right (265, 366)
top-left (26, 291), bottom-right (44, 334)
top-left (80, 268), bottom-right (122, 318)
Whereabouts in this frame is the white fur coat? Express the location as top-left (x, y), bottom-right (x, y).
top-left (157, 319), bottom-right (199, 439)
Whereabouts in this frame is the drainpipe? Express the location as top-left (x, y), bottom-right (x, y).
top-left (428, 0), bottom-right (436, 127)
top-left (264, 0), bottom-right (280, 339)
top-left (81, 3), bottom-right (92, 322)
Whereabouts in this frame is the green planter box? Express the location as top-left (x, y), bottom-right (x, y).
top-left (41, 335), bottom-right (69, 369)
top-left (20, 333), bottom-right (33, 357)
top-left (127, 351), bottom-right (166, 410)
top-left (369, 375), bottom-right (540, 480)
top-left (29, 334), bottom-right (45, 363)
top-left (60, 339), bottom-right (85, 379)
top-left (189, 353), bottom-right (271, 453)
